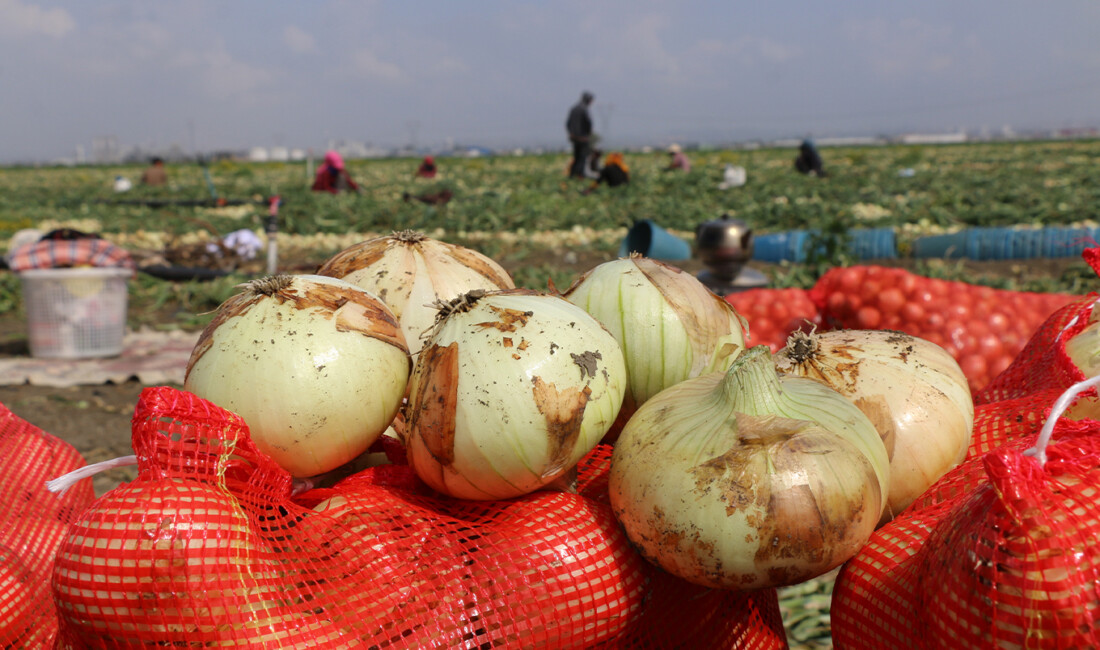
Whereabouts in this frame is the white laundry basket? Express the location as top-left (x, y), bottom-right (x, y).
top-left (19, 267), bottom-right (130, 359)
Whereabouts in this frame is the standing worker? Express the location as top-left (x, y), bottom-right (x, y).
top-left (565, 91), bottom-right (595, 180)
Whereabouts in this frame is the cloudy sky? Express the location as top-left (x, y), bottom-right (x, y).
top-left (2, 0), bottom-right (1098, 163)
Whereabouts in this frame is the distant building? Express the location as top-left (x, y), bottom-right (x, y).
top-left (91, 136), bottom-right (121, 164)
top-left (898, 132), bottom-right (968, 145)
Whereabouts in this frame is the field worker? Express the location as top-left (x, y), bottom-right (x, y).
top-left (140, 157), bottom-right (168, 186)
top-left (666, 144), bottom-right (692, 173)
top-left (416, 155), bottom-right (438, 179)
top-left (794, 139), bottom-right (826, 177)
top-left (312, 150), bottom-right (361, 194)
top-left (582, 151), bottom-right (629, 194)
top-left (566, 91), bottom-right (595, 180)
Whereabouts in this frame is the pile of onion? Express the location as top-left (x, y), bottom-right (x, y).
top-left (775, 329), bottom-right (974, 524)
top-left (317, 230), bottom-right (514, 361)
top-left (184, 274), bottom-right (410, 478)
top-left (403, 289), bottom-right (627, 500)
top-left (563, 255), bottom-right (746, 436)
top-left (610, 345), bottom-right (889, 590)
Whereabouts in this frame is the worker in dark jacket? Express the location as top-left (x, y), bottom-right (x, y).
top-left (794, 139), bottom-right (826, 177)
top-left (565, 91), bottom-right (595, 179)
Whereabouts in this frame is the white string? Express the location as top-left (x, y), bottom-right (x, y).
top-left (1023, 374), bottom-right (1100, 466)
top-left (46, 455), bottom-right (138, 495)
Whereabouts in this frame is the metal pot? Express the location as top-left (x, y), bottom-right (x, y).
top-left (694, 214), bottom-right (754, 280)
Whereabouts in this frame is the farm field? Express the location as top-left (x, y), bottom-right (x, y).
top-left (1, 139), bottom-right (1099, 648)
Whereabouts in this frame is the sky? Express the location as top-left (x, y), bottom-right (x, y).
top-left (2, 0), bottom-right (1099, 163)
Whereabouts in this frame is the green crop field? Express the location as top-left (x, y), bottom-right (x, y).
top-left (1, 138), bottom-right (1098, 335)
top-left (3, 139), bottom-right (1099, 238)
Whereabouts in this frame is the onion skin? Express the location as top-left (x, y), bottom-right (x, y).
top-left (404, 289), bottom-right (626, 500)
top-left (317, 231), bottom-right (514, 360)
top-left (185, 275), bottom-right (410, 478)
top-left (610, 346), bottom-right (888, 590)
top-left (775, 329), bottom-right (974, 524)
top-left (563, 256), bottom-right (746, 436)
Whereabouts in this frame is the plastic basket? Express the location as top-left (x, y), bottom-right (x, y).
top-left (18, 267), bottom-right (130, 359)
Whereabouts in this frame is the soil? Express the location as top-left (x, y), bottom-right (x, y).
top-left (0, 248), bottom-right (1086, 496)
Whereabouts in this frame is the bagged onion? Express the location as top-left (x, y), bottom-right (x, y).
top-left (610, 346), bottom-right (888, 590)
top-left (915, 377), bottom-right (1100, 649)
top-left (404, 289), bottom-right (627, 500)
top-left (317, 230), bottom-right (514, 361)
top-left (184, 274), bottom-right (410, 478)
top-left (775, 329), bottom-right (974, 524)
top-left (563, 255), bottom-right (746, 437)
top-left (1064, 299), bottom-right (1100, 377)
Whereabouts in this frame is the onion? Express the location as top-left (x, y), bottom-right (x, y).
top-left (0, 549), bottom-right (34, 646)
top-left (916, 376), bottom-right (1100, 649)
top-left (609, 345), bottom-right (889, 590)
top-left (184, 274), bottom-right (410, 478)
top-left (52, 478), bottom-right (350, 645)
top-left (562, 256), bottom-right (747, 436)
top-left (404, 289), bottom-right (627, 500)
top-left (775, 329), bottom-right (974, 524)
top-left (317, 230), bottom-right (515, 361)
top-left (1064, 299), bottom-right (1100, 377)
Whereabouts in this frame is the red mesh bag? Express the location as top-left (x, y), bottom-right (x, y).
top-left (976, 294), bottom-right (1098, 404)
top-left (52, 387), bottom-right (788, 648)
top-left (724, 287), bottom-right (823, 352)
top-left (809, 265), bottom-right (1081, 393)
top-left (832, 386), bottom-right (1100, 649)
top-left (0, 401), bottom-right (95, 647)
top-left (915, 429), bottom-right (1100, 648)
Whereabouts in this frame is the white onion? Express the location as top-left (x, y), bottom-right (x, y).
top-left (1064, 299), bottom-right (1100, 377)
top-left (317, 230), bottom-right (514, 361)
top-left (404, 289), bottom-right (627, 500)
top-left (609, 345), bottom-right (889, 590)
top-left (775, 329), bottom-right (974, 524)
top-left (184, 274), bottom-right (410, 478)
top-left (562, 256), bottom-right (747, 437)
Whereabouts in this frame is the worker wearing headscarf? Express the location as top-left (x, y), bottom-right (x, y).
top-left (667, 144), bottom-right (691, 173)
top-left (312, 150), bottom-right (360, 193)
top-left (416, 155), bottom-right (437, 179)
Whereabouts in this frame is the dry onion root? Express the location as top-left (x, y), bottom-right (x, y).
top-left (775, 328), bottom-right (974, 524)
top-left (184, 274), bottom-right (411, 478)
top-left (403, 289), bottom-right (627, 500)
top-left (317, 230), bottom-right (515, 362)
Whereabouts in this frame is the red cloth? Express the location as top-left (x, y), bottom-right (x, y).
top-left (8, 238), bottom-right (134, 272)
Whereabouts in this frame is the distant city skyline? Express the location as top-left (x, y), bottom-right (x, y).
top-left (2, 1), bottom-right (1098, 164)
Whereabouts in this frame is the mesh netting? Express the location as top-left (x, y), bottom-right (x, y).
top-left (833, 424), bottom-right (1100, 649)
top-left (809, 265), bottom-right (1082, 393)
top-left (831, 271), bottom-right (1100, 649)
top-left (0, 401), bottom-right (95, 648)
top-left (975, 294), bottom-right (1096, 404)
top-left (52, 386), bottom-right (788, 648)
